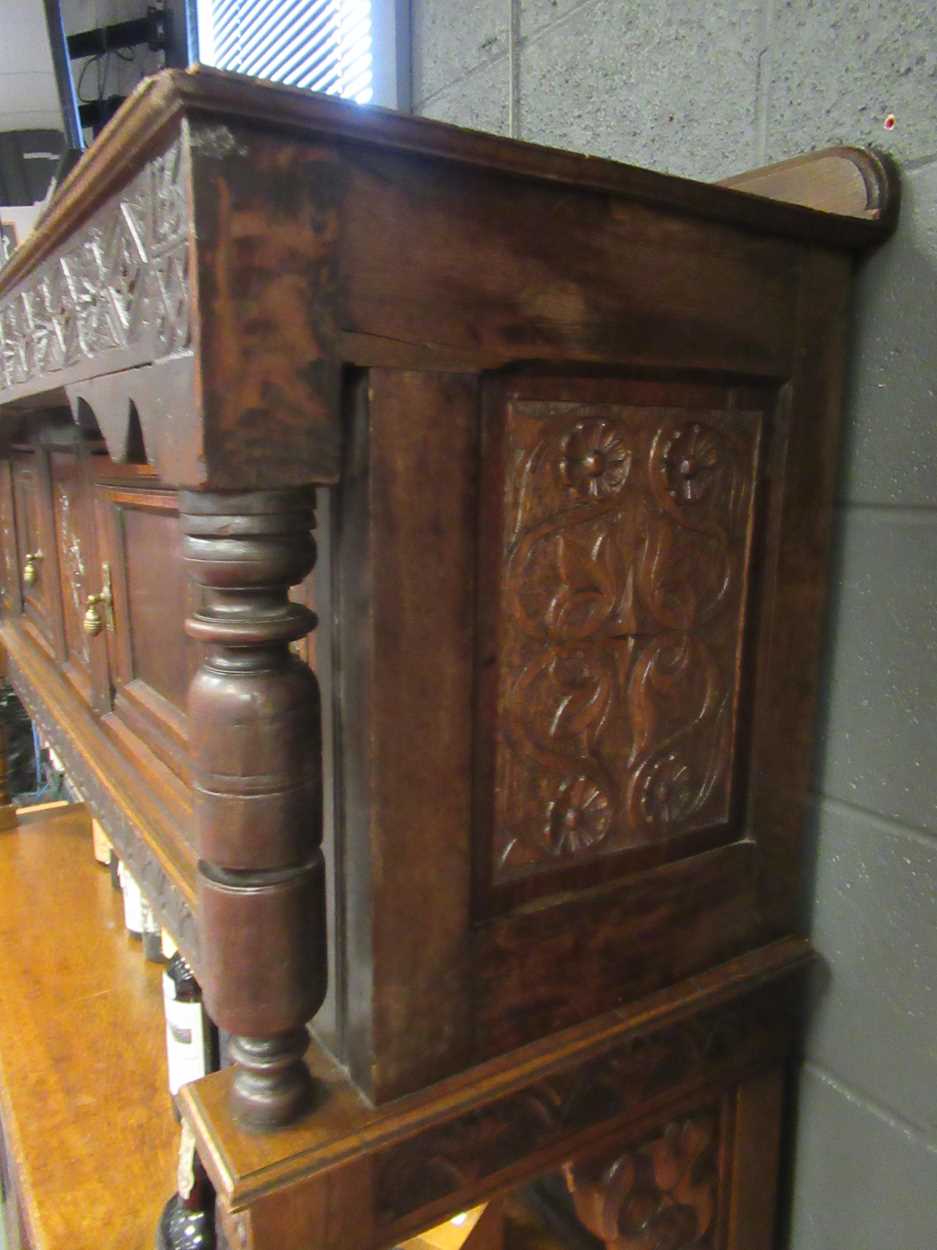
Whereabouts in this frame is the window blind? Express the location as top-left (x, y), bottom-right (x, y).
top-left (198, 0), bottom-right (374, 104)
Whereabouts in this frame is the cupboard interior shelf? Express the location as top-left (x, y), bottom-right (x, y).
top-left (0, 803), bottom-right (176, 1250)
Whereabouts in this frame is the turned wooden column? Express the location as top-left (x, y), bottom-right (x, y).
top-left (181, 488), bottom-right (324, 1130)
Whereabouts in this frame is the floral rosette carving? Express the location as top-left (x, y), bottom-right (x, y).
top-left (662, 422), bottom-right (721, 504)
top-left (561, 420), bottom-right (633, 499)
top-left (546, 775), bottom-right (613, 856)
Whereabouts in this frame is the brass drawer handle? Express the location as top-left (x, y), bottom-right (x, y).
top-left (23, 551), bottom-right (42, 587)
top-left (83, 563), bottom-right (114, 637)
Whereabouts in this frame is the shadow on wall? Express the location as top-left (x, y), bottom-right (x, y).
top-left (780, 157), bottom-right (937, 1250)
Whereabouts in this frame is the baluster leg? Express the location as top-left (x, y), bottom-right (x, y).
top-left (181, 488), bottom-right (325, 1130)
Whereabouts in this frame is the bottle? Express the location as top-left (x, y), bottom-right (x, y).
top-left (141, 897), bottom-right (165, 963)
top-left (162, 953), bottom-right (216, 1098)
top-left (156, 1121), bottom-right (215, 1250)
top-left (118, 861), bottom-right (143, 938)
top-left (91, 819), bottom-right (111, 866)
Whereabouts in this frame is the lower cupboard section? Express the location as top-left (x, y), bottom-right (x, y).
top-left (201, 1059), bottom-right (788, 1250)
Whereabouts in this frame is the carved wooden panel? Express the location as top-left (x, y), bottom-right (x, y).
top-left (483, 398), bottom-right (761, 887)
top-left (565, 1113), bottom-right (719, 1250)
top-left (0, 137), bottom-right (188, 395)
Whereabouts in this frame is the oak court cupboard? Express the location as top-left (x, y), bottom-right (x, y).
top-left (0, 65), bottom-right (898, 1250)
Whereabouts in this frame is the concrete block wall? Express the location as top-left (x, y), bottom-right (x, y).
top-left (413, 4), bottom-right (937, 1247)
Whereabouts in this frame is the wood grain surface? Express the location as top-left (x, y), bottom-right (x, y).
top-left (0, 803), bottom-right (177, 1250)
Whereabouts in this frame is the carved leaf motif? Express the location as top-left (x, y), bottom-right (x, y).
top-left (55, 485), bottom-right (90, 663)
top-left (565, 1114), bottom-right (719, 1250)
top-left (489, 400), bottom-right (761, 883)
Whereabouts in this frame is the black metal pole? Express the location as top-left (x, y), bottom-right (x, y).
top-left (42, 0), bottom-right (85, 152)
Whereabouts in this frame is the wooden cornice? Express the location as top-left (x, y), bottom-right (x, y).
top-left (0, 67), bottom-right (899, 306)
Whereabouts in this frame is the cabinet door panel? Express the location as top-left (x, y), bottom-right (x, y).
top-left (11, 452), bottom-right (60, 655)
top-left (94, 483), bottom-right (195, 784)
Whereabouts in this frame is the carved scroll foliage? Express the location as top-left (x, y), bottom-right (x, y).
top-left (565, 1114), bottom-right (719, 1250)
top-left (53, 481), bottom-right (90, 664)
top-left (492, 401), bottom-right (760, 880)
top-left (0, 138), bottom-right (189, 392)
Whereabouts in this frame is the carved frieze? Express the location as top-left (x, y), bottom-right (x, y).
top-left (374, 987), bottom-right (783, 1224)
top-left (0, 138), bottom-right (189, 394)
top-left (486, 400), bottom-right (761, 882)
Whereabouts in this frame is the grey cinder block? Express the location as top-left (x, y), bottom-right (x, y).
top-left (411, 0), bottom-right (509, 107)
top-left (766, 0), bottom-right (937, 165)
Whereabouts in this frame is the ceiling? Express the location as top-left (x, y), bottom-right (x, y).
top-left (0, 0), bottom-right (63, 132)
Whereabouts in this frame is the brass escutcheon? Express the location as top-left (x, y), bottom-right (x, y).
top-left (83, 563), bottom-right (114, 637)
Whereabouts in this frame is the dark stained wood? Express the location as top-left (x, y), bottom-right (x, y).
top-left (475, 842), bottom-right (758, 1059)
top-left (11, 451), bottom-right (60, 657)
top-left (0, 459), bottom-right (21, 618)
top-left (185, 121), bottom-right (344, 490)
top-left (0, 804), bottom-right (177, 1250)
top-left (476, 378), bottom-right (765, 907)
top-left (0, 70), bottom-right (897, 320)
top-left (180, 940), bottom-right (809, 1250)
top-left (93, 481), bottom-right (194, 784)
top-left (0, 59), bottom-right (899, 1250)
top-left (565, 1110), bottom-right (721, 1249)
top-left (48, 445), bottom-right (110, 711)
top-left (745, 247), bottom-right (854, 940)
top-left (337, 150), bottom-right (799, 382)
top-left (725, 1067), bottom-right (785, 1250)
top-left (335, 369), bottom-right (478, 1102)
top-left (0, 71), bottom-right (898, 486)
top-left (181, 488), bottom-right (324, 1128)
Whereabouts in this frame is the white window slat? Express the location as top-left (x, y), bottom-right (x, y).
top-left (234, 0), bottom-right (333, 73)
top-left (245, 8), bottom-right (336, 81)
top-left (201, 0), bottom-right (373, 105)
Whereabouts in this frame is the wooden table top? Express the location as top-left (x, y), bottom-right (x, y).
top-left (0, 803), bottom-right (176, 1250)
